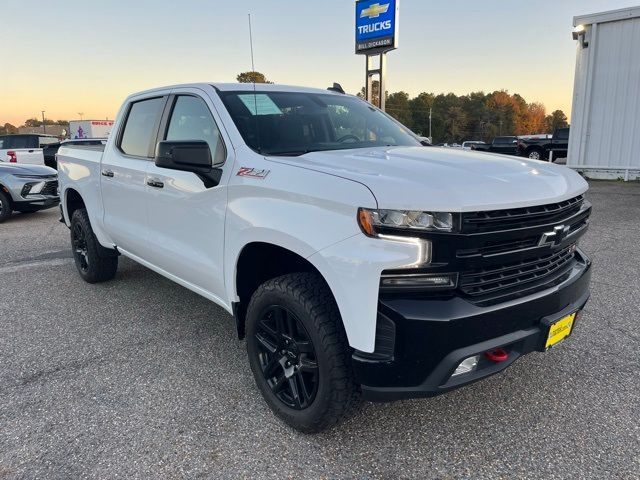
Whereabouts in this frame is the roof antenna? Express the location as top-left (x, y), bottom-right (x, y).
top-left (248, 13), bottom-right (256, 74)
top-left (248, 13), bottom-right (261, 153)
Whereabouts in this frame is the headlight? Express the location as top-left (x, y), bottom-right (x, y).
top-left (358, 208), bottom-right (455, 236)
top-left (20, 181), bottom-right (46, 197)
top-left (29, 181), bottom-right (46, 194)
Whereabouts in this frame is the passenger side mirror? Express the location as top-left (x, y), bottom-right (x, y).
top-left (155, 140), bottom-right (222, 188)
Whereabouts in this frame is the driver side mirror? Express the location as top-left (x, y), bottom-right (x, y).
top-left (155, 140), bottom-right (222, 188)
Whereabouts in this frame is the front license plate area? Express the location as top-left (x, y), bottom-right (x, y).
top-left (544, 312), bottom-right (576, 350)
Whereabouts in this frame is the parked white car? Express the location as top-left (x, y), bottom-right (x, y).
top-left (57, 83), bottom-right (592, 432)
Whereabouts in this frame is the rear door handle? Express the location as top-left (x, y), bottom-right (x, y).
top-left (101, 169), bottom-right (114, 178)
top-left (147, 178), bottom-right (164, 188)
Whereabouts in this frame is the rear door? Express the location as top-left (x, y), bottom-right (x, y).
top-left (101, 95), bottom-right (167, 257)
top-left (494, 137), bottom-right (517, 155)
top-left (143, 90), bottom-right (231, 299)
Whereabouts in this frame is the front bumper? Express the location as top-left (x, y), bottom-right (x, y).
top-left (353, 249), bottom-right (591, 401)
top-left (13, 196), bottom-right (60, 210)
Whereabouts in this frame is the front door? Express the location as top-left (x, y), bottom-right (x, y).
top-left (144, 92), bottom-right (231, 301)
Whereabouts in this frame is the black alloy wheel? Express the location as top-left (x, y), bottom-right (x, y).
top-left (246, 273), bottom-right (360, 432)
top-left (72, 221), bottom-right (90, 273)
top-left (69, 208), bottom-right (118, 283)
top-left (254, 305), bottom-right (319, 410)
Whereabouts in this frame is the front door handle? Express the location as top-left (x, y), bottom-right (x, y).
top-left (147, 178), bottom-right (164, 188)
top-left (101, 169), bottom-right (114, 178)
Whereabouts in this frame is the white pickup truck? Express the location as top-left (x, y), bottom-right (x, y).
top-left (0, 134), bottom-right (58, 165)
top-left (58, 83), bottom-right (592, 432)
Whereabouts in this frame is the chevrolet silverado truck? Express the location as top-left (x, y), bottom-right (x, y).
top-left (517, 127), bottom-right (570, 161)
top-left (57, 83), bottom-right (592, 432)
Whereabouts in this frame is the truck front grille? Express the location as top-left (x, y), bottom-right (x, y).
top-left (459, 246), bottom-right (576, 301)
top-left (462, 195), bottom-right (584, 233)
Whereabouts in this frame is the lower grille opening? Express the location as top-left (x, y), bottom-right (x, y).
top-left (459, 246), bottom-right (577, 303)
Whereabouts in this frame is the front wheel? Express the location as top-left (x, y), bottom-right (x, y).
top-left (246, 273), bottom-right (360, 433)
top-left (70, 208), bottom-right (118, 283)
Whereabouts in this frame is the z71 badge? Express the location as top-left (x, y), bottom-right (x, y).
top-left (236, 167), bottom-right (270, 179)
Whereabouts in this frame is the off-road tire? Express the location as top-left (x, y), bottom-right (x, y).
top-left (246, 273), bottom-right (360, 433)
top-left (70, 208), bottom-right (118, 283)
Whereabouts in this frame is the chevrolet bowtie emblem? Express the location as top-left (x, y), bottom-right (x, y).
top-left (361, 2), bottom-right (389, 18)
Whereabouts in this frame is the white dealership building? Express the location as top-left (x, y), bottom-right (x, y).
top-left (568, 6), bottom-right (640, 180)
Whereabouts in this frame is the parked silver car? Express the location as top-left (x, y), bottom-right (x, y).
top-left (0, 163), bottom-right (59, 223)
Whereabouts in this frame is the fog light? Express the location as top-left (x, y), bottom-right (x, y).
top-left (452, 355), bottom-right (480, 377)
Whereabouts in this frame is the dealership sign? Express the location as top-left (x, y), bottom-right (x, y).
top-left (355, 0), bottom-right (398, 54)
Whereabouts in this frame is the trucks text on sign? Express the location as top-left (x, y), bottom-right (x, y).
top-left (355, 0), bottom-right (398, 54)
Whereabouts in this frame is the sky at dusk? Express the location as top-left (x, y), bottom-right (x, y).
top-left (2, 0), bottom-right (639, 126)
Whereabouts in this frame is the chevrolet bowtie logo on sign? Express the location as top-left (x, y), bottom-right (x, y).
top-left (355, 0), bottom-right (398, 54)
top-left (360, 3), bottom-right (389, 19)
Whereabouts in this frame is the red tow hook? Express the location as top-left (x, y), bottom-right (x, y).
top-left (485, 348), bottom-right (509, 363)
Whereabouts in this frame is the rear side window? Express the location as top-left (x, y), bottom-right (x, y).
top-left (120, 97), bottom-right (165, 157)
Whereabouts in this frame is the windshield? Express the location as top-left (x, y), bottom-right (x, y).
top-left (219, 90), bottom-right (421, 155)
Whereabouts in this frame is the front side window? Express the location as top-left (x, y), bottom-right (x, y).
top-left (165, 96), bottom-right (225, 164)
top-left (120, 97), bottom-right (165, 157)
top-left (555, 128), bottom-right (569, 140)
top-left (220, 91), bottom-right (420, 156)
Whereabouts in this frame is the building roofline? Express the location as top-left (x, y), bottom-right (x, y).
top-left (574, 6), bottom-right (640, 27)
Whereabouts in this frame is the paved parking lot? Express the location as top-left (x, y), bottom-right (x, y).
top-left (0, 180), bottom-right (638, 479)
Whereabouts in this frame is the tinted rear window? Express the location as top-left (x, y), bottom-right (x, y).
top-left (119, 97), bottom-right (165, 157)
top-left (10, 136), bottom-right (38, 148)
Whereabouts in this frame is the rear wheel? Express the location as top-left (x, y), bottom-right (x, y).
top-left (0, 190), bottom-right (12, 223)
top-left (70, 208), bottom-right (118, 283)
top-left (246, 273), bottom-right (360, 433)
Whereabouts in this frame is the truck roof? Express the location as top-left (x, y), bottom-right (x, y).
top-left (129, 83), bottom-right (348, 98)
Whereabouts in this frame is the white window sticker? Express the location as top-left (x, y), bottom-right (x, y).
top-left (238, 94), bottom-right (283, 116)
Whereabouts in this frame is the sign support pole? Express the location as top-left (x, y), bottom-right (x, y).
top-left (365, 52), bottom-right (386, 111)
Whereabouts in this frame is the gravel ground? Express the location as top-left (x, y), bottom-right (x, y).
top-left (0, 180), bottom-right (638, 479)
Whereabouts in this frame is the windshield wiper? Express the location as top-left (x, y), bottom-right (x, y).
top-left (266, 149), bottom-right (318, 157)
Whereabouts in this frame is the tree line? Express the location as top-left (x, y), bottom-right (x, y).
top-left (361, 83), bottom-right (568, 143)
top-left (1, 119), bottom-right (70, 135)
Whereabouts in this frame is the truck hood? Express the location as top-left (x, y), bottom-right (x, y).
top-left (271, 146), bottom-right (588, 211)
